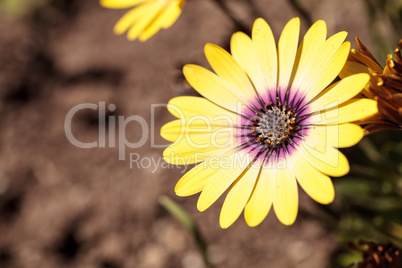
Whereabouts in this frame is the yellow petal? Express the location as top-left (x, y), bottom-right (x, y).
top-left (139, 1), bottom-right (182, 41)
top-left (183, 65), bottom-right (246, 113)
top-left (113, 7), bottom-right (143, 35)
top-left (167, 96), bottom-right (238, 122)
top-left (231, 32), bottom-right (266, 95)
top-left (297, 31), bottom-right (347, 95)
top-left (297, 142), bottom-right (349, 177)
top-left (339, 60), bottom-right (370, 78)
top-left (244, 163), bottom-right (274, 227)
top-left (197, 150), bottom-right (258, 212)
top-left (175, 149), bottom-right (235, 196)
top-left (126, 2), bottom-right (165, 40)
top-left (220, 161), bottom-right (261, 228)
top-left (290, 151), bottom-right (334, 204)
top-left (161, 119), bottom-right (233, 142)
top-left (273, 163), bottom-right (298, 225)
top-left (175, 164), bottom-right (216, 196)
top-left (163, 132), bottom-right (235, 165)
top-left (160, 1), bottom-right (182, 28)
top-left (309, 99), bottom-right (378, 125)
top-left (303, 123), bottom-right (364, 148)
top-left (308, 73), bottom-right (370, 111)
top-left (339, 61), bottom-right (374, 98)
top-left (252, 18), bottom-right (277, 92)
top-left (100, 0), bottom-right (147, 9)
top-left (161, 119), bottom-right (185, 142)
top-left (304, 42), bottom-right (351, 102)
top-left (205, 43), bottom-right (257, 101)
top-left (290, 20), bottom-right (327, 90)
top-left (277, 18), bottom-right (300, 94)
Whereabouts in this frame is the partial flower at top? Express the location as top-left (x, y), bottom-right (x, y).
top-left (100, 0), bottom-right (185, 41)
top-left (161, 18), bottom-right (378, 228)
top-left (340, 38), bottom-right (402, 135)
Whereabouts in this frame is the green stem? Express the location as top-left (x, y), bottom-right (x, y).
top-left (159, 196), bottom-right (214, 268)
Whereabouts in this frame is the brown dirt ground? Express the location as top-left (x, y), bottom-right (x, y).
top-left (0, 0), bottom-right (376, 267)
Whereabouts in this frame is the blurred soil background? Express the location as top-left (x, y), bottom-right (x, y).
top-left (0, 0), bottom-right (398, 267)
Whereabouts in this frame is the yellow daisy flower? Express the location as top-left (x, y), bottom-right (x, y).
top-left (161, 18), bottom-right (378, 228)
top-left (100, 0), bottom-right (185, 41)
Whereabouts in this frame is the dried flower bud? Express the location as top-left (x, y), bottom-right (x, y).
top-left (340, 38), bottom-right (402, 135)
top-left (347, 240), bottom-right (400, 268)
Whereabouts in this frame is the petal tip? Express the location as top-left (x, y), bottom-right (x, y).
top-left (113, 25), bottom-right (125, 36)
top-left (182, 64), bottom-right (194, 76)
top-left (197, 198), bottom-right (208, 212)
top-left (174, 187), bottom-right (185, 196)
top-left (245, 218), bottom-right (261, 227)
top-left (204, 43), bottom-right (216, 52)
top-left (318, 196), bottom-right (334, 205)
top-left (290, 17), bottom-right (300, 24)
top-left (278, 217), bottom-right (296, 226)
top-left (219, 216), bottom-right (234, 229)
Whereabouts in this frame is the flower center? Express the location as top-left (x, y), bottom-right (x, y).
top-left (251, 102), bottom-right (296, 148)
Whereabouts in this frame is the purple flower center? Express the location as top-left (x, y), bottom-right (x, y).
top-left (238, 90), bottom-right (311, 160)
top-left (251, 102), bottom-right (297, 148)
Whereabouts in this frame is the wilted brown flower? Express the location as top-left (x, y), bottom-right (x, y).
top-left (347, 240), bottom-right (400, 268)
top-left (340, 38), bottom-right (402, 135)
